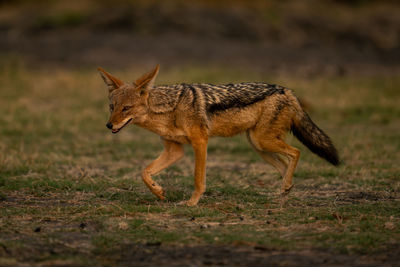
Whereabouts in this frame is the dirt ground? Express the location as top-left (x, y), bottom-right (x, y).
top-left (1, 227), bottom-right (399, 266)
top-left (100, 244), bottom-right (400, 267)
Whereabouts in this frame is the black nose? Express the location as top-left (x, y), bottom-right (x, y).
top-left (106, 122), bottom-right (113, 129)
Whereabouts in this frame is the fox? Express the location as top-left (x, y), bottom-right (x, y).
top-left (98, 65), bottom-right (339, 206)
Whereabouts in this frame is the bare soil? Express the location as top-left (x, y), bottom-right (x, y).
top-left (1, 238), bottom-right (400, 266)
top-left (104, 244), bottom-right (400, 267)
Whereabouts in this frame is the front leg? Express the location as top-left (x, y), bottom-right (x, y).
top-left (186, 134), bottom-right (208, 206)
top-left (142, 139), bottom-right (184, 200)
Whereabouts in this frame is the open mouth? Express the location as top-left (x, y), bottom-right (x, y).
top-left (111, 118), bottom-right (133, 134)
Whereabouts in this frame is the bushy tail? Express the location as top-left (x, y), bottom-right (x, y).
top-left (292, 111), bottom-right (340, 166)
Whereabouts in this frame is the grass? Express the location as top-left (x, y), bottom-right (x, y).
top-left (0, 60), bottom-right (399, 265)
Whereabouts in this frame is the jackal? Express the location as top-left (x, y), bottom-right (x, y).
top-left (98, 65), bottom-right (339, 206)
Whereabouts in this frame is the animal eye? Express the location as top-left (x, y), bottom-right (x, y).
top-left (109, 104), bottom-right (114, 111)
top-left (122, 106), bottom-right (131, 111)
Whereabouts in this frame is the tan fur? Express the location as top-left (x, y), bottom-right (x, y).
top-left (98, 65), bottom-right (339, 206)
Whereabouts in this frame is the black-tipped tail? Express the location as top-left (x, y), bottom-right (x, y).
top-left (292, 112), bottom-right (340, 166)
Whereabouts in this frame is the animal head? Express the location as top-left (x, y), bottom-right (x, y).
top-left (97, 65), bottom-right (159, 133)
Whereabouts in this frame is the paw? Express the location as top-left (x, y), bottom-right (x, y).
top-left (177, 198), bottom-right (199, 206)
top-left (152, 186), bottom-right (166, 200)
top-left (280, 184), bottom-right (293, 196)
top-left (186, 199), bottom-right (199, 206)
top-left (186, 195), bottom-right (201, 206)
top-left (156, 193), bottom-right (166, 200)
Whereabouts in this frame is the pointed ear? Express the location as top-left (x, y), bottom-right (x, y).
top-left (134, 64), bottom-right (160, 90)
top-left (97, 67), bottom-right (124, 93)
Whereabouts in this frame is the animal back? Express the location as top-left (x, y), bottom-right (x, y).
top-left (193, 82), bottom-right (286, 113)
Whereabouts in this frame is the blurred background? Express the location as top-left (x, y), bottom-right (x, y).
top-left (1, 0), bottom-right (399, 76)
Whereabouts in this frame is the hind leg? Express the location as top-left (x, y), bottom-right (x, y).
top-left (248, 130), bottom-right (300, 193)
top-left (247, 132), bottom-right (287, 177)
top-left (258, 151), bottom-right (288, 178)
